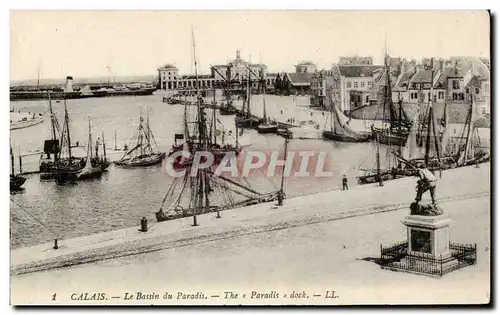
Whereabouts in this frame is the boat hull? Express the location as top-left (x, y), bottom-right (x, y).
top-left (235, 117), bottom-right (262, 128)
top-left (257, 124), bottom-right (278, 134)
top-left (10, 117), bottom-right (44, 130)
top-left (115, 152), bottom-right (166, 167)
top-left (357, 169), bottom-right (417, 185)
top-left (371, 127), bottom-right (408, 146)
top-left (219, 107), bottom-right (237, 116)
top-left (322, 130), bottom-right (372, 143)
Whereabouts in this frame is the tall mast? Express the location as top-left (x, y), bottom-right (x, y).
top-left (102, 131), bottom-right (107, 161)
top-left (191, 26), bottom-right (208, 227)
top-left (10, 139), bottom-right (15, 176)
top-left (279, 137), bottom-right (289, 205)
top-left (64, 99), bottom-right (72, 160)
top-left (88, 118), bottom-right (92, 160)
top-left (246, 55), bottom-right (252, 117)
top-left (260, 54), bottom-right (267, 122)
top-left (376, 134), bottom-right (383, 186)
top-left (461, 94), bottom-right (474, 164)
top-left (146, 106), bottom-right (151, 148)
top-left (48, 92), bottom-right (57, 141)
top-left (424, 102), bottom-right (433, 167)
top-left (114, 130), bottom-right (117, 150)
top-left (213, 90), bottom-right (217, 146)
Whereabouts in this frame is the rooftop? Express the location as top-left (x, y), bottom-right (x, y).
top-left (393, 71), bottom-right (416, 92)
top-left (285, 72), bottom-right (314, 86)
top-left (410, 69), bottom-right (434, 83)
top-left (338, 65), bottom-right (383, 78)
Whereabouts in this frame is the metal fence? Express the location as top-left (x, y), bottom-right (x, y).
top-left (380, 241), bottom-right (477, 277)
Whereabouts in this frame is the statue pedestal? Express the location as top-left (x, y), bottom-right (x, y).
top-left (402, 213), bottom-right (452, 260)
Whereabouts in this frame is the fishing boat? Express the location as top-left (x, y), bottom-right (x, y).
top-left (76, 119), bottom-right (103, 180)
top-left (358, 70), bottom-right (452, 186)
top-left (322, 105), bottom-right (372, 142)
top-left (371, 52), bottom-right (412, 146)
top-left (39, 94), bottom-right (109, 181)
top-left (156, 28), bottom-right (285, 223)
top-left (115, 110), bottom-right (166, 167)
top-left (235, 66), bottom-right (263, 128)
top-left (10, 143), bottom-right (26, 191)
top-left (454, 94), bottom-right (490, 167)
top-left (168, 83), bottom-right (241, 167)
top-left (219, 101), bottom-right (238, 115)
top-left (10, 114), bottom-right (44, 130)
top-left (257, 73), bottom-right (278, 134)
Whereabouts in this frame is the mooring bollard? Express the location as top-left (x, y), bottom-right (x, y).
top-left (53, 239), bottom-right (59, 250)
top-left (140, 217), bottom-right (148, 232)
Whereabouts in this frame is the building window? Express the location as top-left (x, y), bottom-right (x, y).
top-left (438, 91), bottom-right (444, 99)
top-left (368, 82), bottom-right (372, 88)
top-left (452, 80), bottom-right (460, 89)
top-left (360, 81), bottom-right (365, 88)
top-left (465, 88), bottom-right (469, 94)
top-left (347, 82), bottom-right (351, 88)
top-left (475, 88), bottom-right (480, 94)
top-left (433, 95), bottom-right (437, 102)
top-left (410, 92), bottom-right (418, 99)
top-left (354, 82), bottom-right (358, 88)
top-left (452, 93), bottom-right (465, 101)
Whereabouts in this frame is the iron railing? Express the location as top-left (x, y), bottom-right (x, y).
top-left (380, 241), bottom-right (477, 277)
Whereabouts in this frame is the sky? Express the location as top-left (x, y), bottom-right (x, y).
top-left (10, 10), bottom-right (490, 81)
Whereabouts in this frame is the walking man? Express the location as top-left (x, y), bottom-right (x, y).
top-left (342, 175), bottom-right (348, 191)
top-left (415, 167), bottom-right (437, 206)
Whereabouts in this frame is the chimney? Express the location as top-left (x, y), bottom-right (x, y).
top-left (64, 76), bottom-right (74, 93)
top-left (439, 60), bottom-right (445, 73)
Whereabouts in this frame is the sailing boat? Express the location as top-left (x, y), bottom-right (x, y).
top-left (371, 53), bottom-right (412, 146)
top-left (235, 65), bottom-right (262, 128)
top-left (169, 71), bottom-right (241, 167)
top-left (10, 142), bottom-right (26, 191)
top-left (213, 66), bottom-right (238, 116)
top-left (455, 94), bottom-right (490, 166)
top-left (156, 28), bottom-right (283, 223)
top-left (392, 100), bottom-right (456, 172)
top-left (115, 109), bottom-right (166, 167)
top-left (39, 96), bottom-right (109, 181)
top-left (257, 68), bottom-right (278, 134)
top-left (39, 92), bottom-right (61, 178)
top-left (322, 77), bottom-right (372, 142)
top-left (76, 119), bottom-right (103, 180)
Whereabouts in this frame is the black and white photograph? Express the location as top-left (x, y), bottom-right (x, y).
top-left (8, 10), bottom-right (491, 305)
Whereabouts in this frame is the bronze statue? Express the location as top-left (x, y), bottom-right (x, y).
top-left (411, 167), bottom-right (443, 216)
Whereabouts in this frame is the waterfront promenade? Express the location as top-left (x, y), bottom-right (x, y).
top-left (11, 163), bottom-right (490, 304)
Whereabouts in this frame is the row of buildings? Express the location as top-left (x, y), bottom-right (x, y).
top-left (157, 52), bottom-right (490, 113)
top-left (310, 56), bottom-right (490, 113)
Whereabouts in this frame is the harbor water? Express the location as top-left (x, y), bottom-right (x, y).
top-left (9, 93), bottom-right (489, 249)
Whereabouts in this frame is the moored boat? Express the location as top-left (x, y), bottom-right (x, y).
top-left (115, 109), bottom-right (165, 168)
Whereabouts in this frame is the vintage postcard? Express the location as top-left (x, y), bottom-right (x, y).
top-left (9, 10), bottom-right (491, 305)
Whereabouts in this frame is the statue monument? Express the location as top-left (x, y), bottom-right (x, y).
top-left (403, 167), bottom-right (452, 260)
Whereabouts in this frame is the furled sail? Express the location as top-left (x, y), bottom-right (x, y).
top-left (401, 118), bottom-right (422, 161)
top-left (330, 105), bottom-right (362, 137)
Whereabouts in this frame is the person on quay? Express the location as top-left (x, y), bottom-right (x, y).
top-left (342, 175), bottom-right (348, 191)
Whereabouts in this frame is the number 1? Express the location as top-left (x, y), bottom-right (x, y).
top-left (52, 293), bottom-right (56, 301)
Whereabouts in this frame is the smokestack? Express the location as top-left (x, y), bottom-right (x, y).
top-left (64, 76), bottom-right (74, 92)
